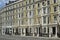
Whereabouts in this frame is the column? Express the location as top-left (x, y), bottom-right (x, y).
top-left (49, 27), bottom-right (52, 37)
top-left (21, 28), bottom-right (23, 36)
top-left (37, 27), bottom-right (39, 37)
top-left (12, 28), bottom-right (13, 35)
top-left (55, 27), bottom-right (57, 37)
top-left (33, 28), bottom-right (34, 36)
top-left (2, 28), bottom-right (5, 35)
top-left (14, 28), bottom-right (16, 35)
top-left (24, 28), bottom-right (26, 36)
top-left (13, 28), bottom-right (15, 35)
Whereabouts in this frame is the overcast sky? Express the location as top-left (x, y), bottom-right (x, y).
top-left (0, 0), bottom-right (15, 8)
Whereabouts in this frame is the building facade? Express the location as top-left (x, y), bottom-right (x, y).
top-left (0, 0), bottom-right (60, 38)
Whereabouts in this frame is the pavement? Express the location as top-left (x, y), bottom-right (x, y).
top-left (0, 35), bottom-right (60, 40)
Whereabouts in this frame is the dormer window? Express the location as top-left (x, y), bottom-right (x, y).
top-left (29, 0), bottom-right (31, 3)
top-left (47, 1), bottom-right (50, 5)
top-left (54, 15), bottom-right (57, 21)
top-left (54, 6), bottom-right (57, 12)
top-left (38, 3), bottom-right (40, 7)
top-left (54, 0), bottom-right (57, 3)
top-left (43, 7), bottom-right (46, 14)
top-left (33, 5), bottom-right (35, 8)
top-left (42, 1), bottom-right (46, 6)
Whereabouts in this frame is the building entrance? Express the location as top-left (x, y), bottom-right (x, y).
top-left (52, 27), bottom-right (56, 37)
top-left (52, 27), bottom-right (55, 35)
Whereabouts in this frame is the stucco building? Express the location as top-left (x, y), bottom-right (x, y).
top-left (0, 0), bottom-right (60, 38)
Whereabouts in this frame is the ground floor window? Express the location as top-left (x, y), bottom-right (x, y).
top-left (5, 28), bottom-right (12, 35)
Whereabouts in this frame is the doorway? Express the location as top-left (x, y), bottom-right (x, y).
top-left (52, 27), bottom-right (56, 35)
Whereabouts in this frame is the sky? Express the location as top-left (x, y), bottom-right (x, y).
top-left (0, 0), bottom-right (15, 8)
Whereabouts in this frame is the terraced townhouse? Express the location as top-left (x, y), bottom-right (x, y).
top-left (0, 0), bottom-right (60, 38)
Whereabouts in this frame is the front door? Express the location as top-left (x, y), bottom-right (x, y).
top-left (52, 27), bottom-right (56, 35)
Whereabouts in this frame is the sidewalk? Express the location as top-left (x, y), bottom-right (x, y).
top-left (0, 35), bottom-right (60, 40)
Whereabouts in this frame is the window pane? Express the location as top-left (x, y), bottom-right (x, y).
top-left (43, 16), bottom-right (46, 24)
